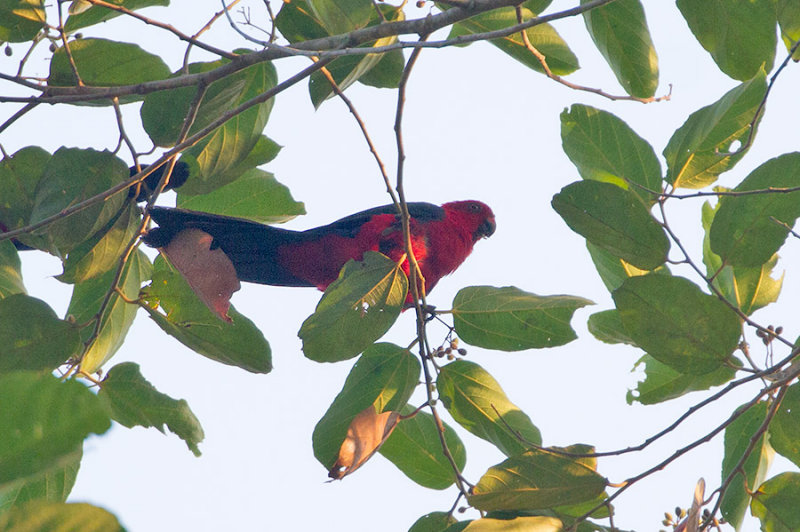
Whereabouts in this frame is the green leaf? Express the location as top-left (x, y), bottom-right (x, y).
top-left (48, 38), bottom-right (170, 102)
top-left (379, 406), bottom-right (466, 490)
top-left (65, 0), bottom-right (169, 32)
top-left (312, 343), bottom-right (420, 469)
top-left (308, 5), bottom-right (404, 107)
top-left (307, 0), bottom-right (372, 34)
top-left (751, 473), bottom-right (800, 532)
top-left (469, 449), bottom-right (607, 511)
top-left (99, 362), bottom-right (204, 456)
top-left (452, 286), bottom-right (591, 351)
top-left (778, 0), bottom-right (800, 59)
top-left (69, 250), bottom-right (151, 374)
top-left (463, 516), bottom-right (563, 532)
top-left (409, 512), bottom-right (458, 532)
top-left (677, 0), bottom-right (776, 81)
top-left (0, 240), bottom-right (25, 299)
top-left (581, 0), bottom-right (658, 98)
top-left (552, 180), bottom-right (669, 270)
top-left (0, 295), bottom-right (82, 374)
top-left (710, 152), bottom-right (800, 268)
top-left (768, 382), bottom-right (800, 469)
top-left (29, 147), bottom-right (129, 256)
top-left (59, 202), bottom-right (141, 283)
top-left (141, 55), bottom-right (278, 195)
top-left (663, 71), bottom-right (767, 189)
top-left (560, 105), bottom-right (662, 204)
top-left (299, 252), bottom-right (408, 363)
top-left (612, 275), bottom-right (741, 374)
top-left (177, 168), bottom-right (305, 224)
top-left (0, 501), bottom-right (124, 532)
top-left (358, 49), bottom-right (405, 88)
top-left (0, 146), bottom-right (51, 251)
top-left (585, 242), bottom-right (669, 293)
top-left (449, 7), bottom-right (579, 75)
top-left (141, 256), bottom-right (272, 374)
top-left (587, 310), bottom-right (634, 345)
top-left (437, 360), bottom-right (541, 457)
top-left (0, 0), bottom-right (45, 42)
top-left (626, 354), bottom-right (737, 405)
top-left (0, 448), bottom-right (81, 512)
top-left (275, 0), bottom-right (328, 42)
top-left (0, 372), bottom-right (110, 488)
top-left (721, 402), bottom-right (774, 530)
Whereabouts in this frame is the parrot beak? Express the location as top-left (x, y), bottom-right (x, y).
top-left (476, 217), bottom-right (496, 239)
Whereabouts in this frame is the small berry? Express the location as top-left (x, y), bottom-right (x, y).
top-left (4, 45), bottom-right (11, 57)
top-left (457, 348), bottom-right (467, 356)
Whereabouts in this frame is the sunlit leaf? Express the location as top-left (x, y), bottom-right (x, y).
top-left (437, 360), bottom-right (540, 457)
top-left (677, 0), bottom-right (776, 80)
top-left (581, 0), bottom-right (658, 98)
top-left (177, 168), bottom-right (305, 224)
top-left (721, 402), bottom-right (774, 530)
top-left (65, 0), bottom-right (169, 32)
top-left (626, 354), bottom-right (737, 405)
top-left (329, 405), bottom-right (400, 479)
top-left (0, 240), bottom-right (25, 299)
top-left (778, 0), bottom-right (800, 59)
top-left (552, 180), bottom-right (669, 270)
top-left (469, 449), bottom-right (607, 511)
top-left (71, 250), bottom-right (151, 374)
top-left (750, 473), bottom-right (800, 532)
top-left (463, 516), bottom-right (563, 532)
top-left (0, 500), bottom-right (124, 532)
top-left (379, 406), bottom-right (466, 490)
top-left (663, 71), bottom-right (767, 189)
top-left (307, 0), bottom-right (372, 35)
top-left (0, 295), bottom-right (81, 374)
top-left (312, 343), bottom-right (419, 470)
top-left (612, 275), bottom-right (741, 374)
top-left (452, 286), bottom-right (591, 351)
top-left (299, 252), bottom-right (408, 363)
top-left (585, 242), bottom-right (669, 293)
top-left (0, 372), bottom-right (110, 488)
top-left (141, 256), bottom-right (271, 374)
top-left (768, 382), bottom-right (800, 469)
top-left (710, 153), bottom-right (800, 268)
top-left (99, 362), bottom-right (204, 456)
top-left (560, 105), bottom-right (662, 204)
top-left (0, 0), bottom-right (45, 42)
top-left (409, 512), bottom-right (459, 532)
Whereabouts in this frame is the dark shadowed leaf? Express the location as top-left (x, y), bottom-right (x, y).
top-left (750, 473), bottom-right (800, 532)
top-left (663, 71), bottom-right (767, 189)
top-left (65, 0), bottom-right (169, 32)
top-left (0, 240), bottom-right (25, 299)
top-left (710, 153), bottom-right (800, 268)
top-left (29, 147), bottom-right (129, 256)
top-left (721, 402), bottom-right (774, 530)
top-left (0, 500), bottom-right (124, 532)
top-left (612, 275), bottom-right (741, 374)
top-left (141, 256), bottom-right (271, 373)
top-left (581, 0), bottom-right (658, 98)
top-left (626, 354), bottom-right (737, 405)
top-left (312, 343), bottom-right (419, 470)
top-left (437, 360), bottom-right (540, 457)
top-left (677, 0), bottom-right (776, 80)
top-left (469, 449), bottom-right (607, 511)
top-left (70, 250), bottom-right (151, 374)
top-left (359, 49), bottom-right (405, 88)
top-left (449, 6), bottom-right (579, 75)
top-left (0, 146), bottom-right (50, 251)
top-left (0, 0), bottom-right (45, 42)
top-left (560, 105), bottom-right (662, 204)
top-left (299, 252), bottom-right (408, 362)
top-left (0, 448), bottom-right (81, 513)
top-left (587, 310), bottom-right (634, 345)
top-left (0, 295), bottom-right (81, 374)
top-left (379, 406), bottom-right (466, 490)
top-left (0, 372), bottom-right (110, 488)
top-left (409, 512), bottom-right (458, 532)
top-left (768, 382), bottom-right (800, 469)
top-left (275, 0), bottom-right (328, 42)
top-left (552, 180), bottom-right (669, 270)
top-left (307, 0), bottom-right (372, 35)
top-left (177, 168), bottom-right (305, 224)
top-left (452, 286), bottom-right (591, 350)
top-left (99, 362), bottom-right (204, 456)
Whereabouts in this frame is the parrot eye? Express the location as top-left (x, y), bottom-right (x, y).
top-left (468, 202), bottom-right (481, 213)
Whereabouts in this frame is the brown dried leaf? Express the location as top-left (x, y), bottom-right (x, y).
top-left (329, 405), bottom-right (400, 480)
top-left (160, 228), bottom-right (241, 321)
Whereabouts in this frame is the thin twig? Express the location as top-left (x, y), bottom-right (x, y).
top-left (182, 0), bottom-right (242, 69)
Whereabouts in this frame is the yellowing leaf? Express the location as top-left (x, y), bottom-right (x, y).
top-left (329, 405), bottom-right (399, 480)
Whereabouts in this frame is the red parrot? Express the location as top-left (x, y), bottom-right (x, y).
top-left (144, 201), bottom-right (495, 315)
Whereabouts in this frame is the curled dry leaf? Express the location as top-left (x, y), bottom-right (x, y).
top-left (329, 405), bottom-right (400, 480)
top-left (160, 228), bottom-right (241, 321)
